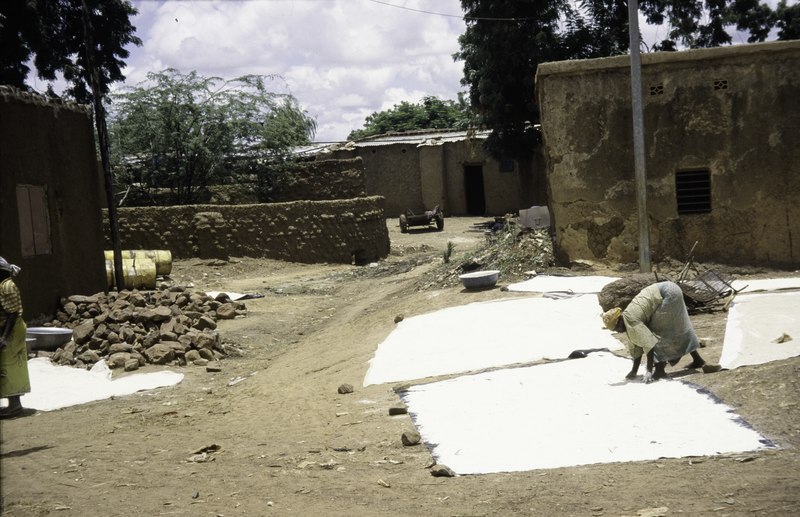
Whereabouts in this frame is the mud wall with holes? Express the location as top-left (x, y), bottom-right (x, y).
top-left (536, 40), bottom-right (800, 268)
top-left (103, 197), bottom-right (390, 264)
top-left (0, 87), bottom-right (107, 318)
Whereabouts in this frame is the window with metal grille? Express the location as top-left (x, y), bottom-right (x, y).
top-left (675, 170), bottom-right (712, 214)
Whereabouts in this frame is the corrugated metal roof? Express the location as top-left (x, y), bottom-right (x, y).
top-left (292, 129), bottom-right (492, 156)
top-left (354, 129), bottom-right (490, 147)
top-left (293, 143), bottom-right (338, 156)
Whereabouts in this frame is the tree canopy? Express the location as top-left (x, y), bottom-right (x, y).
top-left (109, 69), bottom-right (317, 205)
top-left (0, 0), bottom-right (141, 103)
top-left (775, 0), bottom-right (800, 39)
top-left (348, 95), bottom-right (473, 141)
top-left (456, 0), bottom-right (798, 160)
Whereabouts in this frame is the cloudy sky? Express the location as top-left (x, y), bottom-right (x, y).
top-left (37, 0), bottom-right (776, 143)
top-left (117, 0), bottom-right (468, 142)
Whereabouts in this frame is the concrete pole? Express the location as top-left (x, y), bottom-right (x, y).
top-left (628, 0), bottom-right (652, 272)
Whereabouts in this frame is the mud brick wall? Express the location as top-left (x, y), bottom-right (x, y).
top-left (104, 197), bottom-right (390, 264)
top-left (536, 41), bottom-right (800, 267)
top-left (272, 157), bottom-right (366, 201)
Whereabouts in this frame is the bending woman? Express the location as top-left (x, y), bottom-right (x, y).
top-left (603, 281), bottom-right (711, 383)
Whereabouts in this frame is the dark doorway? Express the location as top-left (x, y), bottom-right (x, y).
top-left (464, 165), bottom-right (485, 215)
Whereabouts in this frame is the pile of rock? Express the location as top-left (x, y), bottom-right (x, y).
top-left (45, 287), bottom-right (247, 371)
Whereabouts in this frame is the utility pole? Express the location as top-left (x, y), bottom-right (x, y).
top-left (81, 0), bottom-right (125, 290)
top-left (628, 0), bottom-right (652, 272)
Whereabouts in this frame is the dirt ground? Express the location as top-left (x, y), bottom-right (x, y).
top-left (2, 217), bottom-right (799, 517)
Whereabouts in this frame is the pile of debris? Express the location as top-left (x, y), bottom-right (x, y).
top-left (43, 287), bottom-right (247, 371)
top-left (420, 218), bottom-right (556, 290)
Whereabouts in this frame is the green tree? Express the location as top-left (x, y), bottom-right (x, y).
top-left (0, 0), bottom-right (141, 103)
top-left (640, 0), bottom-right (778, 50)
top-left (455, 1), bottom-right (576, 160)
top-left (456, 0), bottom-right (791, 160)
top-left (774, 0), bottom-right (800, 39)
top-left (348, 95), bottom-right (473, 141)
top-left (109, 69), bottom-right (317, 205)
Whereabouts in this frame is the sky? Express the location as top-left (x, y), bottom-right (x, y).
top-left (117, 0), bottom-right (469, 142)
top-left (28, 0), bottom-right (783, 143)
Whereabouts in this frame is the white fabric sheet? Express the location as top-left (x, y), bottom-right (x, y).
top-left (507, 275), bottom-right (620, 294)
top-left (18, 358), bottom-right (184, 411)
top-left (720, 291), bottom-right (800, 370)
top-left (364, 295), bottom-right (622, 386)
top-left (403, 353), bottom-right (770, 474)
top-left (730, 277), bottom-right (800, 293)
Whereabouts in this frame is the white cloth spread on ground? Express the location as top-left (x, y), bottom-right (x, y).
top-left (720, 291), bottom-right (800, 370)
top-left (17, 358), bottom-right (184, 411)
top-left (506, 275), bottom-right (619, 294)
top-left (402, 353), bottom-right (771, 474)
top-left (730, 277), bottom-right (800, 293)
top-left (364, 295), bottom-right (622, 386)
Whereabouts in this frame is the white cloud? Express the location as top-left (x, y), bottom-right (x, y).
top-left (112, 0), bottom-right (780, 141)
top-left (121, 0), bottom-right (466, 140)
top-left (379, 87), bottom-right (427, 110)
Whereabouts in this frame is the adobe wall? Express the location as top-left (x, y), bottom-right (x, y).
top-left (271, 157), bottom-right (366, 202)
top-left (536, 41), bottom-right (800, 267)
top-left (0, 87), bottom-right (107, 318)
top-left (104, 196), bottom-right (390, 264)
top-left (331, 144), bottom-right (422, 217)
top-left (115, 157), bottom-right (367, 207)
top-left (332, 139), bottom-right (543, 217)
top-left (440, 140), bottom-right (524, 216)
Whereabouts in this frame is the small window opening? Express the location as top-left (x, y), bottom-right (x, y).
top-left (713, 79), bottom-right (728, 90)
top-left (649, 84), bottom-right (664, 95)
top-left (675, 170), bottom-right (712, 215)
top-left (499, 158), bottom-right (515, 172)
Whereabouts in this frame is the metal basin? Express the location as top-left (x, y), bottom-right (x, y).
top-left (26, 327), bottom-right (74, 351)
top-left (459, 270), bottom-right (500, 289)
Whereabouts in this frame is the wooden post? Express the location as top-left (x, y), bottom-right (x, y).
top-left (81, 0), bottom-right (125, 290)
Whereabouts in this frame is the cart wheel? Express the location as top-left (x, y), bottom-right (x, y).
top-left (436, 214), bottom-right (444, 231)
top-left (399, 214), bottom-right (408, 233)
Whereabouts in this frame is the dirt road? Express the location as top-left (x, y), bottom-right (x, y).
top-left (2, 217), bottom-right (799, 516)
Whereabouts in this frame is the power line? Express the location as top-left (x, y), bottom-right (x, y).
top-left (365, 0), bottom-right (541, 22)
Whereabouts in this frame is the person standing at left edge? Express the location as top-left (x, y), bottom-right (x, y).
top-left (0, 256), bottom-right (30, 419)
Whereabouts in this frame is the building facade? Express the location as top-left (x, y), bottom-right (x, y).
top-left (0, 87), bottom-right (107, 318)
top-left (536, 40), bottom-right (800, 267)
top-left (325, 130), bottom-right (546, 217)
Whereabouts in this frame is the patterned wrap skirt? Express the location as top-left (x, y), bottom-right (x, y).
top-left (0, 317), bottom-right (30, 398)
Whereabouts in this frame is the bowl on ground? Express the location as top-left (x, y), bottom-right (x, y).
top-left (25, 327), bottom-right (74, 351)
top-left (459, 270), bottom-right (501, 289)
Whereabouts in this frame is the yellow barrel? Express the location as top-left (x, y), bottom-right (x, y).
top-left (105, 258), bottom-right (157, 290)
top-left (104, 250), bottom-right (172, 275)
